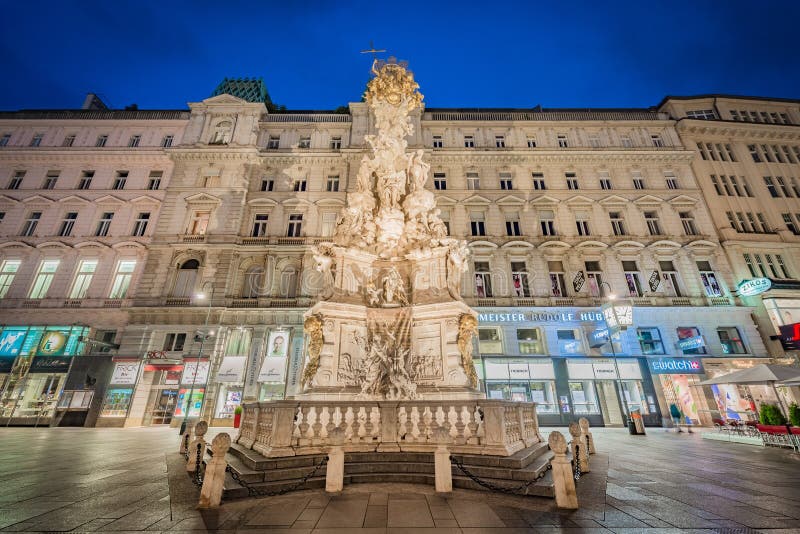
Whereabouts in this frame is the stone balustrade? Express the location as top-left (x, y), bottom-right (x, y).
top-left (236, 399), bottom-right (541, 458)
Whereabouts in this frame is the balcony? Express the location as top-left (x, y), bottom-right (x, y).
top-left (180, 235), bottom-right (206, 244)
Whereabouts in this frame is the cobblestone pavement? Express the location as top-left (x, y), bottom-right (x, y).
top-left (0, 426), bottom-right (799, 532)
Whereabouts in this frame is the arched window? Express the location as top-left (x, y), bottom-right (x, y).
top-left (279, 266), bottom-right (298, 298)
top-left (242, 266), bottom-right (264, 298)
top-left (210, 120), bottom-right (232, 145)
top-left (173, 259), bottom-right (199, 297)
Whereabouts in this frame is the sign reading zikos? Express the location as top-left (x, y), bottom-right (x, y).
top-left (737, 278), bottom-right (772, 297)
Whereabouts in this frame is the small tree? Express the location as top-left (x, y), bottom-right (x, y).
top-left (789, 403), bottom-right (800, 427)
top-left (759, 403), bottom-right (787, 425)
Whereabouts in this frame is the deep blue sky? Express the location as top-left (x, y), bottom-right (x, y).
top-left (1, 1), bottom-right (798, 111)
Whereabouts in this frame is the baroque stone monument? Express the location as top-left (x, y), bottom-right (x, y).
top-left (300, 58), bottom-right (478, 400)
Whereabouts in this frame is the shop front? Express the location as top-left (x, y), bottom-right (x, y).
top-left (96, 359), bottom-right (142, 427)
top-left (0, 325), bottom-right (89, 425)
top-left (646, 357), bottom-right (709, 426)
top-left (702, 357), bottom-right (775, 422)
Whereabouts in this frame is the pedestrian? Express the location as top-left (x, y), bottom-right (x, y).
top-left (669, 403), bottom-right (683, 432)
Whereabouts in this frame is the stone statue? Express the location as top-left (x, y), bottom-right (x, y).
top-left (198, 432), bottom-right (231, 508)
top-left (446, 244), bottom-right (469, 300)
top-left (381, 267), bottom-right (408, 306)
top-left (312, 246), bottom-right (335, 300)
top-left (301, 315), bottom-right (324, 388)
top-left (457, 314), bottom-right (479, 388)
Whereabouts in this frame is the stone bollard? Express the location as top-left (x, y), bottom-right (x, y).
top-left (569, 422), bottom-right (589, 474)
top-left (198, 432), bottom-right (231, 509)
top-left (325, 426), bottom-right (346, 493)
top-left (548, 431), bottom-right (578, 509)
top-left (180, 420), bottom-right (195, 455)
top-left (578, 417), bottom-right (596, 455)
top-left (432, 427), bottom-right (453, 493)
top-left (187, 420), bottom-right (209, 473)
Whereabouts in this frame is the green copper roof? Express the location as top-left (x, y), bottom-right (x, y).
top-left (211, 77), bottom-right (272, 104)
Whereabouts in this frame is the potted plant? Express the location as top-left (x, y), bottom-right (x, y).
top-left (233, 405), bottom-right (243, 428)
top-left (758, 403), bottom-right (787, 426)
top-left (789, 403), bottom-right (800, 427)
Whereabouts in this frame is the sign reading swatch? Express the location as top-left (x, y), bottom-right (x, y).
top-left (647, 358), bottom-right (704, 374)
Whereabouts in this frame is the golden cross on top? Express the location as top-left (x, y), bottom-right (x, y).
top-left (360, 40), bottom-right (386, 60)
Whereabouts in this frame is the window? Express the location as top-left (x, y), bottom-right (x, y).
top-left (495, 135), bottom-right (505, 148)
top-left (439, 209), bottom-right (450, 235)
top-left (696, 142), bottom-right (709, 160)
top-left (95, 212), bottom-right (113, 237)
top-left (321, 212), bottom-right (337, 237)
top-left (163, 333), bottom-right (187, 352)
top-left (329, 136), bottom-right (342, 150)
top-left (729, 176), bottom-right (743, 196)
top-left (632, 171), bottom-right (644, 190)
top-left (0, 260), bottom-right (21, 298)
top-left (677, 326), bottom-right (706, 355)
top-left (470, 212), bottom-right (486, 236)
top-left (260, 178), bottom-right (274, 191)
top-left (748, 144), bottom-right (761, 162)
top-left (741, 176), bottom-right (753, 197)
top-left (716, 143), bottom-right (728, 162)
top-left (761, 144), bottom-right (774, 162)
top-left (69, 259), bottom-right (98, 299)
top-left (267, 136), bottom-right (280, 149)
top-left (776, 254), bottom-right (791, 278)
top-left (659, 260), bottom-right (682, 297)
top-left (43, 171), bottom-right (59, 189)
top-left (173, 260), bottom-right (199, 297)
top-left (726, 144), bottom-right (737, 162)
top-left (557, 134), bottom-right (568, 148)
top-left (128, 135), bottom-right (141, 147)
top-left (474, 261), bottom-right (492, 297)
top-left (432, 135), bottom-right (443, 148)
top-left (532, 173), bottom-right (545, 190)
top-left (499, 172), bottom-right (513, 190)
top-left (575, 210), bottom-right (590, 236)
top-left (557, 329), bottom-right (583, 354)
top-left (433, 173), bottom-right (446, 190)
top-left (511, 261), bottom-right (530, 297)
top-left (109, 260), bottom-right (136, 298)
top-left (0, 133), bottom-right (10, 146)
top-left (478, 327), bottom-right (502, 353)
top-left (293, 179), bottom-right (307, 192)
top-left (679, 212), bottom-right (697, 235)
top-left (326, 175), bottom-right (340, 192)
top-left (147, 171), bottom-right (162, 190)
top-left (744, 253), bottom-right (763, 278)
top-left (783, 214), bottom-right (799, 235)
top-left (526, 137), bottom-right (537, 148)
top-left (764, 176), bottom-right (779, 197)
top-left (161, 135), bottom-right (174, 148)
top-left (30, 133), bottom-right (43, 147)
top-left (637, 328), bottom-right (665, 355)
top-left (21, 212), bottom-right (41, 236)
top-left (609, 212), bottom-right (626, 236)
top-left (287, 214), bottom-right (303, 237)
top-left (756, 213), bottom-right (771, 233)
top-left (298, 136), bottom-right (311, 149)
top-left (464, 135), bottom-right (474, 148)
top-left (132, 212), bottom-right (150, 236)
top-left (599, 173), bottom-right (612, 190)
top-left (585, 261), bottom-right (603, 297)
top-left (466, 172), bottom-right (480, 190)
top-left (280, 265), bottom-right (299, 298)
top-left (644, 211), bottom-right (661, 235)
top-left (8, 170), bottom-right (24, 189)
top-left (621, 135), bottom-right (633, 148)
top-left (189, 211), bottom-right (210, 235)
top-left (651, 134), bottom-right (664, 147)
top-left (62, 134), bottom-right (75, 147)
top-left (58, 212), bottom-right (78, 237)
top-left (664, 172), bottom-right (678, 189)
top-left (251, 214), bottom-right (269, 237)
top-left (95, 135), bottom-right (108, 147)
top-left (78, 171), bottom-right (94, 190)
top-left (719, 175), bottom-right (733, 195)
top-left (777, 177), bottom-right (792, 197)
top-left (505, 212), bottom-right (521, 236)
top-left (782, 146), bottom-right (797, 164)
top-left (548, 261), bottom-right (568, 297)
top-left (565, 172), bottom-right (578, 190)
top-left (242, 267), bottom-right (264, 298)
top-left (113, 171), bottom-right (128, 190)
top-left (697, 261), bottom-right (722, 297)
top-left (623, 260), bottom-right (643, 297)
top-left (539, 210), bottom-right (556, 236)
top-left (29, 260), bottom-right (59, 298)
top-left (210, 121), bottom-right (232, 144)
top-left (517, 328), bottom-right (543, 354)
top-left (569, 381), bottom-right (599, 414)
top-left (686, 109), bottom-right (716, 120)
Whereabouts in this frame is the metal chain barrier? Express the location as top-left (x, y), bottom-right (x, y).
top-left (450, 455), bottom-right (552, 495)
top-left (573, 441), bottom-right (581, 481)
top-left (192, 442), bottom-right (205, 487)
top-left (226, 456), bottom-right (328, 498)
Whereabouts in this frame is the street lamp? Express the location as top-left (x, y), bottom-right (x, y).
top-left (179, 286), bottom-right (215, 433)
top-left (599, 282), bottom-right (634, 423)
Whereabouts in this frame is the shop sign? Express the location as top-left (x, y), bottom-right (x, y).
top-left (648, 358), bottom-right (704, 374)
top-left (477, 311), bottom-right (604, 324)
top-left (592, 360), bottom-right (618, 379)
top-left (648, 271), bottom-right (661, 292)
top-left (573, 271), bottom-right (585, 292)
top-left (111, 362), bottom-right (140, 385)
top-left (36, 331), bottom-right (68, 356)
top-left (29, 355), bottom-right (74, 373)
top-left (0, 328), bottom-right (27, 373)
top-left (508, 362), bottom-right (530, 379)
top-left (677, 335), bottom-right (705, 351)
top-left (266, 331), bottom-right (290, 358)
top-left (589, 327), bottom-right (610, 348)
top-left (285, 336), bottom-right (305, 397)
top-left (243, 338), bottom-right (262, 399)
top-left (737, 278), bottom-right (772, 297)
top-left (181, 359), bottom-right (210, 385)
top-left (258, 356), bottom-right (287, 383)
top-left (216, 356), bottom-right (246, 383)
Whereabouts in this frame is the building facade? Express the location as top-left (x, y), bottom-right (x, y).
top-left (0, 83), bottom-right (796, 428)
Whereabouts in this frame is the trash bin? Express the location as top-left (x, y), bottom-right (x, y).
top-left (628, 419), bottom-right (637, 434)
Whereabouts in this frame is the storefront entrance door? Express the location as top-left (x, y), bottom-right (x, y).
top-left (149, 389), bottom-right (178, 425)
top-left (596, 380), bottom-right (624, 426)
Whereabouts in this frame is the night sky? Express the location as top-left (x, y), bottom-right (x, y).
top-left (1, 1), bottom-right (798, 111)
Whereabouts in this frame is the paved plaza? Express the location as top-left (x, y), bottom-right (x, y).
top-left (0, 426), bottom-right (799, 533)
